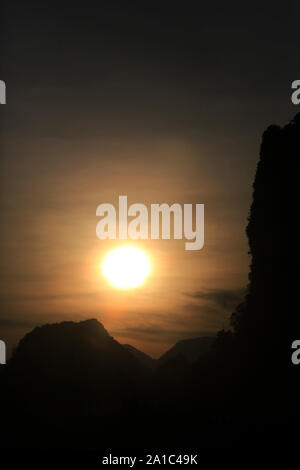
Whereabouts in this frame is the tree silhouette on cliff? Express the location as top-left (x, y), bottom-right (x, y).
top-left (230, 114), bottom-right (299, 367)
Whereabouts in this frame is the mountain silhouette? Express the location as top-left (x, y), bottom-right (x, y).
top-left (1, 319), bottom-right (151, 449)
top-left (123, 343), bottom-right (156, 370)
top-left (123, 337), bottom-right (215, 370)
top-left (9, 318), bottom-right (145, 377)
top-left (158, 337), bottom-right (215, 365)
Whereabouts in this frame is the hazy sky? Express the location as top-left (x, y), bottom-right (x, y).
top-left (0, 1), bottom-right (298, 356)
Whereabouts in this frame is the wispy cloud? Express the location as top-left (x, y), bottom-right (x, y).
top-left (184, 287), bottom-right (245, 310)
top-left (112, 287), bottom-right (245, 345)
top-left (0, 291), bottom-right (101, 302)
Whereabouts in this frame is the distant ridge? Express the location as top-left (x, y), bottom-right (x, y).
top-left (158, 336), bottom-right (215, 365)
top-left (123, 344), bottom-right (156, 369)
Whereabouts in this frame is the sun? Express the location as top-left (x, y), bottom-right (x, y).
top-left (102, 246), bottom-right (151, 289)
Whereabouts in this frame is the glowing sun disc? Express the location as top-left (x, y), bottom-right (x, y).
top-left (102, 246), bottom-right (150, 289)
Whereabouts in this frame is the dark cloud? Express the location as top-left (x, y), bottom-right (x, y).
top-left (185, 288), bottom-right (245, 310)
